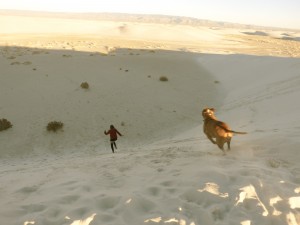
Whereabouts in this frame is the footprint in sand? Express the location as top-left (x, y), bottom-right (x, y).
top-left (96, 196), bottom-right (121, 210)
top-left (58, 195), bottom-right (80, 204)
top-left (145, 186), bottom-right (161, 197)
top-left (21, 203), bottom-right (46, 213)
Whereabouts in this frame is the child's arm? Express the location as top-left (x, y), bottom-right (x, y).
top-left (116, 130), bottom-right (122, 136)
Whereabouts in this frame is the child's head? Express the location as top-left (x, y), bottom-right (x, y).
top-left (110, 125), bottom-right (114, 129)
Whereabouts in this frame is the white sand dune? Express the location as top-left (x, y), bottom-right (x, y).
top-left (0, 11), bottom-right (300, 225)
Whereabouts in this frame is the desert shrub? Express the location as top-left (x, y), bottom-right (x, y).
top-left (81, 82), bottom-right (89, 89)
top-left (47, 121), bottom-right (64, 132)
top-left (118, 24), bottom-right (128, 33)
top-left (23, 61), bottom-right (32, 65)
top-left (11, 61), bottom-right (20, 65)
top-left (0, 118), bottom-right (13, 131)
top-left (159, 76), bottom-right (168, 82)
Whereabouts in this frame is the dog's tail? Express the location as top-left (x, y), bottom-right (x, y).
top-left (228, 130), bottom-right (247, 135)
top-left (217, 125), bottom-right (247, 134)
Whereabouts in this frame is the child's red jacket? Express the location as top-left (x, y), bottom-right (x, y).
top-left (105, 128), bottom-right (122, 140)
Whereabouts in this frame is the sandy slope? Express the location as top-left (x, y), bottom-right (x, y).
top-left (1, 12), bottom-right (300, 225)
top-left (0, 47), bottom-right (222, 157)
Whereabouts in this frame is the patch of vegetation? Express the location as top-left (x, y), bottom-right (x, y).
top-left (268, 158), bottom-right (281, 168)
top-left (47, 121), bottom-right (64, 132)
top-left (23, 61), bottom-right (32, 65)
top-left (11, 61), bottom-right (20, 65)
top-left (159, 76), bottom-right (169, 82)
top-left (81, 82), bottom-right (89, 89)
top-left (0, 118), bottom-right (13, 131)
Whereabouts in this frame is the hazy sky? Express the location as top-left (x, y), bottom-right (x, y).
top-left (0, 0), bottom-right (299, 29)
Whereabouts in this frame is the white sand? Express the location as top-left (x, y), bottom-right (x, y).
top-left (0, 12), bottom-right (300, 225)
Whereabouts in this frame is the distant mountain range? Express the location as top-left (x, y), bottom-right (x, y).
top-left (0, 9), bottom-right (298, 31)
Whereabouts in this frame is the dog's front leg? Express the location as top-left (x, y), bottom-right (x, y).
top-left (206, 135), bottom-right (216, 144)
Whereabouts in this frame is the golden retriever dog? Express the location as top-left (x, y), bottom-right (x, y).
top-left (202, 108), bottom-right (247, 153)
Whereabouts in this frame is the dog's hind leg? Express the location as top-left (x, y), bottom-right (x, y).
top-left (227, 137), bottom-right (231, 150)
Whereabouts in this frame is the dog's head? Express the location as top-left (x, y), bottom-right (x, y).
top-left (202, 108), bottom-right (216, 119)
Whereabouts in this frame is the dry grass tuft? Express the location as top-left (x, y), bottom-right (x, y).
top-left (159, 76), bottom-right (169, 82)
top-left (0, 118), bottom-right (13, 131)
top-left (47, 121), bottom-right (64, 132)
top-left (81, 82), bottom-right (89, 89)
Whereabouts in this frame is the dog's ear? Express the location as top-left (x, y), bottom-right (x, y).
top-left (210, 108), bottom-right (215, 112)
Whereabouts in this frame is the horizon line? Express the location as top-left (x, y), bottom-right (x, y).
top-left (1, 8), bottom-right (299, 32)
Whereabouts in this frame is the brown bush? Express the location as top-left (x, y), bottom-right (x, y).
top-left (47, 121), bottom-right (64, 132)
top-left (81, 82), bottom-right (89, 89)
top-left (159, 76), bottom-right (168, 82)
top-left (0, 118), bottom-right (13, 131)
